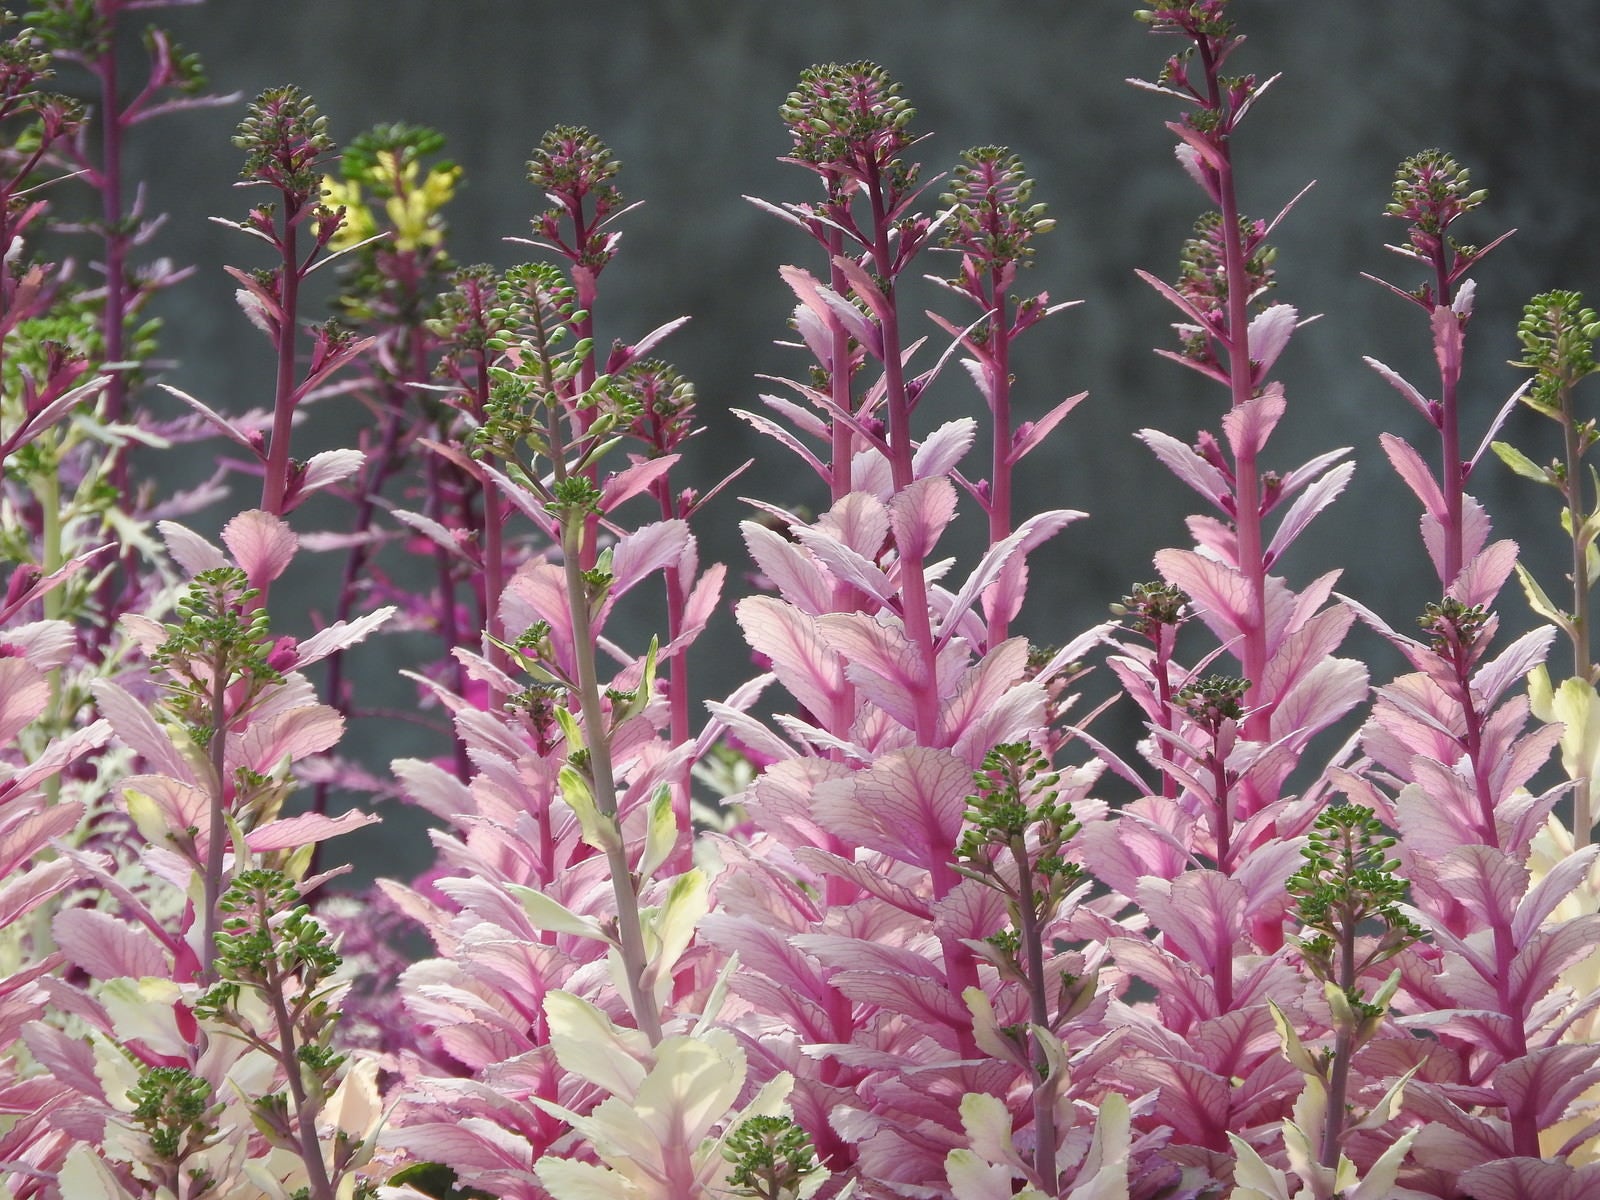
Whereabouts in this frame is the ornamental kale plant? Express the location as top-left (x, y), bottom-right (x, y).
top-left (1, 3), bottom-right (1599, 1199)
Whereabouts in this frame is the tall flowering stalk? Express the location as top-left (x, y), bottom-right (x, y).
top-left (930, 146), bottom-right (1082, 648)
top-left (1067, 3), bottom-right (1372, 1183)
top-left (174, 87), bottom-right (372, 531)
top-left (380, 127), bottom-right (741, 1200)
top-left (1334, 152), bottom-right (1600, 1192)
top-left (705, 61), bottom-right (1122, 1196)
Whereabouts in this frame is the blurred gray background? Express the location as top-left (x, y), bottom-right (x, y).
top-left (82, 1), bottom-right (1598, 879)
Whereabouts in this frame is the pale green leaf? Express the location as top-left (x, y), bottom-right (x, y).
top-left (535, 1156), bottom-right (639, 1200)
top-left (634, 1030), bottom-right (746, 1147)
top-left (958, 1091), bottom-right (1025, 1173)
top-left (645, 869), bottom-right (708, 1000)
top-left (1491, 439), bottom-right (1554, 483)
top-left (1513, 562), bottom-right (1575, 634)
top-left (1351, 1127), bottom-right (1419, 1200)
top-left (543, 990), bottom-right (648, 1097)
top-left (559, 763), bottom-right (621, 853)
top-left (1224, 1134), bottom-right (1288, 1200)
top-left (1268, 999), bottom-right (1320, 1076)
top-left (507, 883), bottom-right (611, 942)
top-left (1070, 1092), bottom-right (1131, 1200)
top-left (58, 1145), bottom-right (132, 1200)
top-left (946, 1149), bottom-right (1018, 1200)
top-left (636, 785), bottom-right (677, 883)
top-left (963, 987), bottom-right (1025, 1067)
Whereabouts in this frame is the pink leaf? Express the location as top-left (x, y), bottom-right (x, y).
top-left (1138, 428), bottom-right (1230, 509)
top-left (941, 510), bottom-right (1083, 641)
top-left (1451, 538), bottom-right (1519, 609)
top-left (233, 704), bottom-right (344, 772)
top-left (246, 808), bottom-right (380, 851)
top-left (795, 527), bottom-right (894, 607)
top-left (1136, 872), bottom-right (1247, 979)
top-left (600, 453), bottom-right (680, 513)
top-left (90, 680), bottom-right (194, 782)
top-left (0, 659), bottom-right (47, 747)
top-left (220, 509), bottom-right (298, 589)
top-left (913, 418), bottom-right (979, 479)
top-left (1221, 388), bottom-right (1287, 460)
top-left (0, 801), bottom-right (81, 879)
top-left (1515, 845), bottom-right (1600, 943)
top-left (157, 520), bottom-right (228, 577)
top-left (1008, 392), bottom-right (1087, 465)
top-left (1155, 548), bottom-right (1251, 641)
top-left (1494, 1045), bottom-right (1600, 1132)
top-left (1511, 914), bottom-right (1600, 1011)
top-left (52, 909), bottom-right (168, 980)
top-left (1265, 459), bottom-right (1354, 564)
top-left (888, 477), bottom-right (958, 561)
top-left (611, 520), bottom-right (690, 596)
top-left (736, 597), bottom-right (844, 720)
top-left (1461, 1158), bottom-right (1600, 1200)
top-left (1432, 302), bottom-right (1464, 386)
top-left (1473, 625), bottom-right (1556, 709)
top-left (1363, 355), bottom-right (1433, 422)
top-left (810, 746), bottom-right (971, 873)
top-left (297, 448), bottom-right (365, 494)
top-left (780, 264), bottom-right (880, 355)
top-left (816, 612), bottom-right (922, 729)
top-left (1436, 845), bottom-right (1525, 932)
top-left (1245, 304), bottom-right (1298, 377)
top-left (1268, 657), bottom-right (1367, 744)
top-left (292, 606), bottom-right (396, 668)
top-left (1380, 432), bottom-right (1446, 520)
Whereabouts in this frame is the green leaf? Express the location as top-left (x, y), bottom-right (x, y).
top-left (1491, 439), bottom-right (1554, 484)
top-left (1514, 561), bottom-right (1575, 635)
